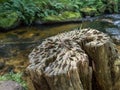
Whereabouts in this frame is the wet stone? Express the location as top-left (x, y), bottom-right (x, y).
top-left (105, 14), bottom-right (120, 20)
top-left (105, 28), bottom-right (120, 44)
top-left (114, 20), bottom-right (120, 25)
top-left (113, 20), bottom-right (120, 28)
top-left (105, 28), bottom-right (120, 35)
top-left (0, 80), bottom-right (24, 90)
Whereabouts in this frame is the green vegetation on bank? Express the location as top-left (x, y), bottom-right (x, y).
top-left (43, 11), bottom-right (81, 21)
top-left (0, 0), bottom-right (8, 3)
top-left (0, 72), bottom-right (27, 90)
top-left (0, 11), bottom-right (19, 29)
top-left (0, 0), bottom-right (119, 29)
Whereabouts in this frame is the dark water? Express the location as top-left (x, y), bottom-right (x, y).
top-left (0, 14), bottom-right (120, 90)
top-left (0, 24), bottom-right (81, 58)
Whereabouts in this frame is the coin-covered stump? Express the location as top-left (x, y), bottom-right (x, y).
top-left (27, 29), bottom-right (120, 90)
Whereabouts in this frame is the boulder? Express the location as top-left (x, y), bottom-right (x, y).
top-left (0, 80), bottom-right (24, 90)
top-left (27, 28), bottom-right (120, 90)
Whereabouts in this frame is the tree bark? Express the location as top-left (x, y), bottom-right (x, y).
top-left (27, 29), bottom-right (120, 90)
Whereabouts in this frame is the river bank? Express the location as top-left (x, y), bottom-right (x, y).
top-left (0, 0), bottom-right (119, 30)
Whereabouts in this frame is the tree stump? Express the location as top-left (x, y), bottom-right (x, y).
top-left (27, 29), bottom-right (120, 90)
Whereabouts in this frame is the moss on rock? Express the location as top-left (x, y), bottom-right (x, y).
top-left (43, 11), bottom-right (81, 22)
top-left (0, 11), bottom-right (19, 30)
top-left (80, 7), bottom-right (98, 16)
top-left (43, 15), bottom-right (62, 22)
top-left (60, 11), bottom-right (81, 19)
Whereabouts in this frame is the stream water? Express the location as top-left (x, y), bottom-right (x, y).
top-left (0, 14), bottom-right (120, 90)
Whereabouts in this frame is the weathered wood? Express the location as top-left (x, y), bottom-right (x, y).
top-left (27, 29), bottom-right (120, 90)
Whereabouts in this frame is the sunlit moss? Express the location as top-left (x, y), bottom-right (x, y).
top-left (61, 11), bottom-right (81, 19)
top-left (43, 15), bottom-right (62, 21)
top-left (43, 11), bottom-right (81, 21)
top-left (80, 7), bottom-right (98, 16)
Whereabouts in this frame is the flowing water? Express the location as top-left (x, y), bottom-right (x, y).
top-left (0, 14), bottom-right (120, 90)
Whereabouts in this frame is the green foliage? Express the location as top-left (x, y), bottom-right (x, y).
top-left (0, 72), bottom-right (27, 90)
top-left (0, 0), bottom-right (8, 3)
top-left (0, 0), bottom-right (40, 24)
top-left (0, 0), bottom-right (119, 27)
top-left (36, 0), bottom-right (65, 18)
top-left (0, 11), bottom-right (19, 29)
top-left (95, 1), bottom-right (106, 14)
top-left (97, 0), bottom-right (119, 13)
